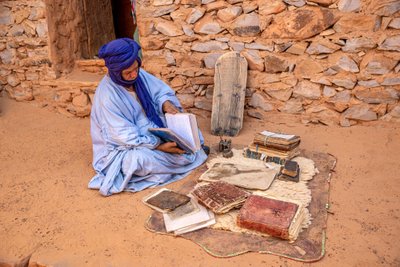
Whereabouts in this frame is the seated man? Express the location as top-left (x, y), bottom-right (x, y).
top-left (88, 38), bottom-right (208, 196)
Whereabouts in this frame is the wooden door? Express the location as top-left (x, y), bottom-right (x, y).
top-left (81, 0), bottom-right (116, 58)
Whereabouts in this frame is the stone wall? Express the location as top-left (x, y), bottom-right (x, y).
top-left (137, 0), bottom-right (400, 125)
top-left (0, 0), bottom-right (55, 101)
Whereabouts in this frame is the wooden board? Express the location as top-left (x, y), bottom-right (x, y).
top-left (211, 52), bottom-right (248, 137)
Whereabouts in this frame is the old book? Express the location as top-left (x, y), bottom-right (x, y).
top-left (191, 181), bottom-right (250, 214)
top-left (282, 160), bottom-right (299, 177)
top-left (237, 195), bottom-right (305, 240)
top-left (248, 143), bottom-right (300, 159)
top-left (253, 140), bottom-right (300, 151)
top-left (149, 113), bottom-right (201, 153)
top-left (199, 162), bottom-right (278, 190)
top-left (278, 171), bottom-right (300, 183)
top-left (163, 196), bottom-right (215, 235)
top-left (254, 130), bottom-right (301, 146)
top-left (143, 188), bottom-right (190, 213)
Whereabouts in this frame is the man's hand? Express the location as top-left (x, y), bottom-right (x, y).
top-left (156, 142), bottom-right (185, 154)
top-left (162, 100), bottom-right (180, 114)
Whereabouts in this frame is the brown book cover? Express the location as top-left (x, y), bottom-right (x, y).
top-left (281, 160), bottom-right (299, 177)
top-left (237, 195), bottom-right (299, 240)
top-left (192, 181), bottom-right (250, 214)
top-left (144, 189), bottom-right (191, 213)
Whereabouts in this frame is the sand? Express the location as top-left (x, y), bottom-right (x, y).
top-left (0, 96), bottom-right (399, 266)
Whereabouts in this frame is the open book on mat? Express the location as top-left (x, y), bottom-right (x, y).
top-left (149, 113), bottom-right (201, 153)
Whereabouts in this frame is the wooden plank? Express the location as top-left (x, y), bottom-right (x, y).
top-left (211, 52), bottom-right (248, 137)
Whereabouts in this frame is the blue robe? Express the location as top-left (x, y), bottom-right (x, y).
top-left (89, 70), bottom-right (207, 196)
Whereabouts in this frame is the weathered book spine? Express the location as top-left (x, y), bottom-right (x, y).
top-left (237, 215), bottom-right (290, 240)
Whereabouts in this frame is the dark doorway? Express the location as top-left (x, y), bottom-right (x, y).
top-left (111, 0), bottom-right (136, 39)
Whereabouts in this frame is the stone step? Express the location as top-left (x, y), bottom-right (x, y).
top-left (75, 59), bottom-right (107, 74)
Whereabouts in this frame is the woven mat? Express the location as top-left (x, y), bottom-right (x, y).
top-left (145, 150), bottom-right (336, 262)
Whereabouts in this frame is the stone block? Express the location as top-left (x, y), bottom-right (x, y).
top-left (230, 12), bottom-right (260, 37)
top-left (293, 80), bottom-right (321, 99)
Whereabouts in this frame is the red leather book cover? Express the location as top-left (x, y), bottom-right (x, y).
top-left (237, 195), bottom-right (298, 239)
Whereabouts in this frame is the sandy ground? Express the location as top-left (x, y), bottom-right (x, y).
top-left (0, 95), bottom-right (399, 267)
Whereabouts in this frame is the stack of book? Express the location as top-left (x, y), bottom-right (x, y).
top-left (143, 188), bottom-right (215, 235)
top-left (244, 130), bottom-right (301, 162)
top-left (278, 160), bottom-right (300, 182)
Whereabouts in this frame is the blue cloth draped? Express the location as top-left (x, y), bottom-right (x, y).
top-left (89, 70), bottom-right (207, 196)
top-left (98, 38), bottom-right (164, 127)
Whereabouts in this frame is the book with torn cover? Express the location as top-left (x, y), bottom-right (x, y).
top-left (199, 162), bottom-right (278, 190)
top-left (149, 113), bottom-right (201, 154)
top-left (247, 143), bottom-right (300, 159)
top-left (191, 181), bottom-right (250, 214)
top-left (142, 188), bottom-right (191, 213)
top-left (163, 196), bottom-right (215, 235)
top-left (237, 195), bottom-right (305, 240)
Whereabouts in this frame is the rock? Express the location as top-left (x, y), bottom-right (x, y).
top-left (170, 76), bottom-right (186, 88)
top-left (354, 87), bottom-right (399, 104)
top-left (286, 42), bottom-right (308, 55)
top-left (281, 75), bottom-right (298, 86)
top-left (330, 73), bottom-right (357, 89)
top-left (0, 6), bottom-right (13, 25)
top-left (242, 1), bottom-right (258, 13)
top-left (141, 37), bottom-right (165, 50)
top-left (259, 0), bottom-right (286, 16)
top-left (323, 86), bottom-right (337, 97)
top-left (0, 48), bottom-right (16, 64)
top-left (194, 14), bottom-right (224, 34)
top-left (333, 14), bottom-right (377, 33)
top-left (310, 75), bottom-right (332, 86)
top-left (388, 18), bottom-right (400, 29)
top-left (229, 12), bottom-right (260, 37)
top-left (153, 0), bottom-right (174, 6)
top-left (293, 80), bottom-right (321, 99)
top-left (358, 80), bottom-right (380, 87)
top-left (72, 93), bottom-right (89, 107)
top-left (7, 86), bottom-right (34, 101)
top-left (247, 109), bottom-right (265, 120)
top-left (228, 41), bottom-right (245, 51)
top-left (191, 41), bottom-right (228, 52)
top-left (29, 8), bottom-right (46, 20)
top-left (283, 0), bottom-right (305, 7)
top-left (202, 0), bottom-right (217, 3)
top-left (245, 41), bottom-right (274, 51)
top-left (388, 105), bottom-right (400, 118)
top-left (217, 6), bottom-right (242, 22)
top-left (371, 103), bottom-right (388, 117)
top-left (206, 1), bottom-right (229, 12)
top-left (182, 24), bottom-right (194, 36)
top-left (55, 92), bottom-right (72, 103)
top-left (7, 74), bottom-right (20, 87)
top-left (342, 37), bottom-right (376, 53)
top-left (137, 19), bottom-right (156, 37)
top-left (203, 52), bottom-right (224, 68)
top-left (25, 71), bottom-right (39, 81)
top-left (274, 42), bottom-right (292, 53)
top-left (194, 97), bottom-right (212, 111)
top-left (294, 58), bottom-right (324, 78)
top-left (36, 22), bottom-right (48, 37)
top-left (155, 21), bottom-right (184, 36)
top-left (181, 0), bottom-right (201, 4)
top-left (378, 35), bottom-right (400, 52)
top-left (367, 0), bottom-right (400, 16)
top-left (227, 0), bottom-right (244, 4)
top-left (264, 54), bottom-right (289, 73)
top-left (262, 7), bottom-right (337, 40)
top-left (191, 76), bottom-right (214, 85)
top-left (264, 83), bottom-right (293, 101)
top-left (164, 51), bottom-right (176, 66)
top-left (305, 106), bottom-right (340, 126)
top-left (8, 25), bottom-right (24, 37)
top-left (279, 99), bottom-right (303, 113)
top-left (140, 5), bottom-right (178, 18)
top-left (242, 50), bottom-right (264, 71)
top-left (362, 54), bottom-right (398, 75)
top-left (307, 0), bottom-right (335, 6)
top-left (177, 94), bottom-right (195, 109)
top-left (337, 55), bottom-right (359, 73)
top-left (395, 63), bottom-right (400, 73)
top-left (338, 0), bottom-right (360, 12)
top-left (306, 39), bottom-right (341, 55)
top-left (342, 104), bottom-right (377, 121)
top-left (249, 92), bottom-right (274, 111)
top-left (328, 90), bottom-right (351, 112)
top-left (381, 77), bottom-right (400, 86)
top-left (186, 7), bottom-right (206, 24)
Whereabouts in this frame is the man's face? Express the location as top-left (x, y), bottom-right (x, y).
top-left (121, 60), bottom-right (139, 81)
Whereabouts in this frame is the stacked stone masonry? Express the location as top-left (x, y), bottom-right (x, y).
top-left (1, 0), bottom-right (400, 125)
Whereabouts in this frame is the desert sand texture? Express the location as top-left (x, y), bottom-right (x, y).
top-left (0, 96), bottom-right (399, 267)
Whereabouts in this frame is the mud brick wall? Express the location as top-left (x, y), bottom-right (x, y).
top-left (0, 0), bottom-right (55, 101)
top-left (137, 0), bottom-right (400, 126)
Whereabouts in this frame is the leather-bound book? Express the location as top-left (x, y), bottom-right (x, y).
top-left (192, 181), bottom-right (250, 214)
top-left (281, 160), bottom-right (299, 177)
top-left (237, 195), bottom-right (299, 240)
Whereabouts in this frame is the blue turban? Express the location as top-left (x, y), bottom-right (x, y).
top-left (98, 38), bottom-right (164, 128)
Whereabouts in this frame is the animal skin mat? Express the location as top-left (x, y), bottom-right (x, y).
top-left (145, 150), bottom-right (336, 262)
